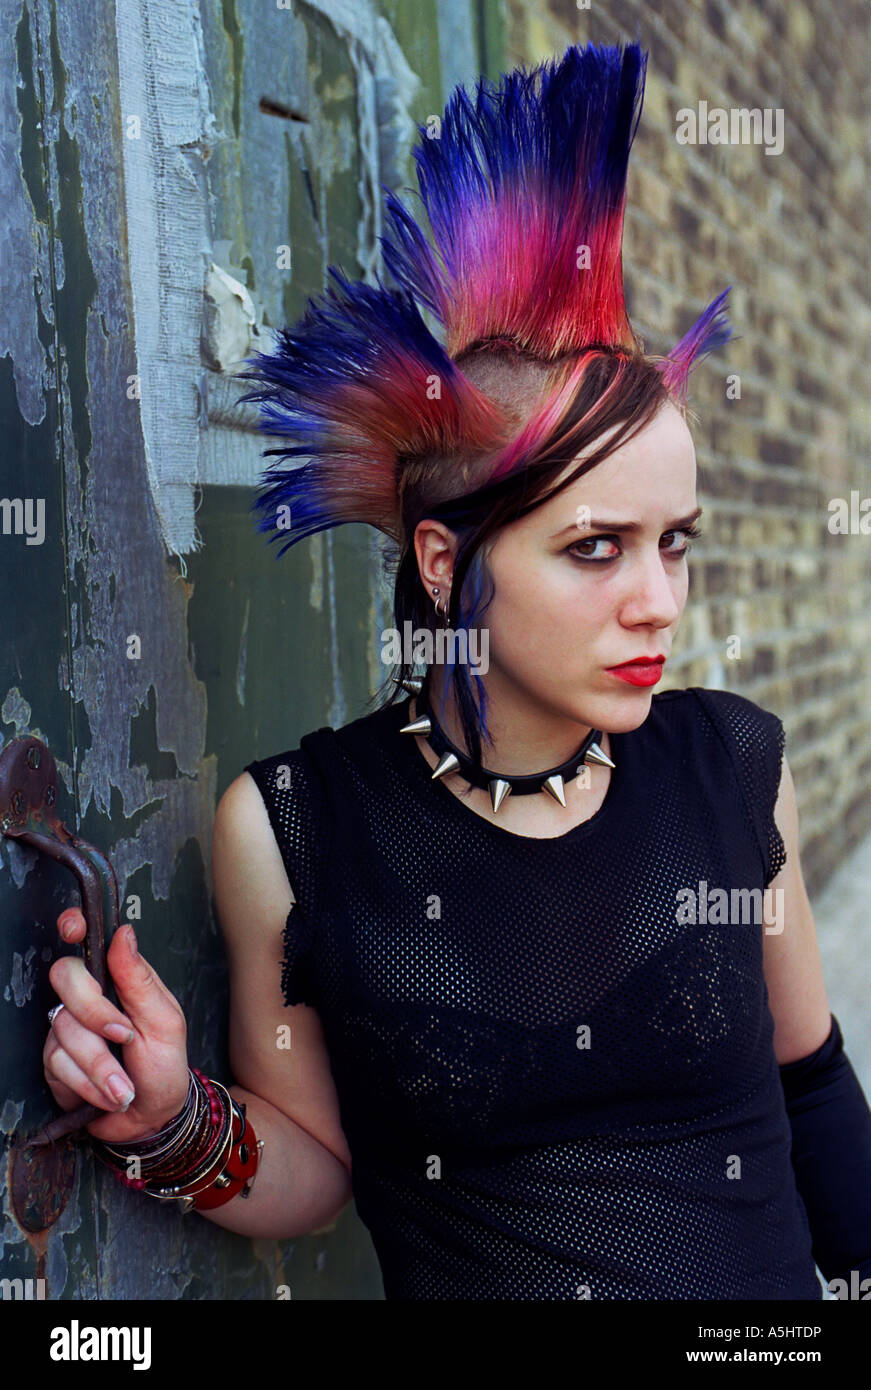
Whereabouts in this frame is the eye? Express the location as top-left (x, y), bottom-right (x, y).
top-left (566, 524), bottom-right (703, 564)
top-left (566, 535), bottom-right (621, 562)
top-left (661, 523), bottom-right (703, 556)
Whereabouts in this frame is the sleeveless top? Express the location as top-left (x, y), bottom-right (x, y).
top-left (244, 686), bottom-right (823, 1300)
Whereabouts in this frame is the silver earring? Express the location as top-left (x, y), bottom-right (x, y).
top-left (431, 585), bottom-right (449, 620)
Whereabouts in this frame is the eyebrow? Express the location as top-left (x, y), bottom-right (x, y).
top-left (552, 506), bottom-right (703, 539)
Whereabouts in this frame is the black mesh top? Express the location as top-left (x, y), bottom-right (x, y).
top-left (244, 686), bottom-right (823, 1300)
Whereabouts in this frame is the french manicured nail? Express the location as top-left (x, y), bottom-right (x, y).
top-left (106, 1074), bottom-right (135, 1107)
top-left (104, 1022), bottom-right (135, 1043)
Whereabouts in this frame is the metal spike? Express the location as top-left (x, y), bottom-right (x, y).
top-left (431, 751), bottom-right (461, 781)
top-left (585, 741), bottom-right (615, 770)
top-left (489, 778), bottom-right (512, 813)
top-left (399, 715), bottom-right (432, 736)
top-left (542, 773), bottom-right (567, 806)
top-left (400, 677), bottom-right (423, 695)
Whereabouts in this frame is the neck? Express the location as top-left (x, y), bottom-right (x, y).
top-left (423, 671), bottom-right (596, 775)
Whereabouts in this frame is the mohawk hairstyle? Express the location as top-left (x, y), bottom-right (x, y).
top-left (235, 270), bottom-right (511, 552)
top-left (380, 39), bottom-right (732, 385)
top-left (382, 42), bottom-right (648, 360)
top-left (236, 40), bottom-right (732, 561)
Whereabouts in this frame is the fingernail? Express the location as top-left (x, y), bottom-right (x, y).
top-left (126, 926), bottom-right (138, 955)
top-left (106, 1074), bottom-right (135, 1106)
top-left (104, 1022), bottom-right (135, 1043)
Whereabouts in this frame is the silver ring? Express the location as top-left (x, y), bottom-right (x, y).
top-left (48, 1003), bottom-right (65, 1026)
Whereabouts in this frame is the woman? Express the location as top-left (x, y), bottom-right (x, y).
top-left (42, 41), bottom-right (871, 1300)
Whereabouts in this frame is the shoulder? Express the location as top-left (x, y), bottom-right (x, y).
top-left (653, 683), bottom-right (781, 723)
top-left (214, 749), bottom-right (332, 960)
top-left (212, 771), bottom-right (301, 958)
top-left (216, 744), bottom-right (321, 916)
top-left (658, 686), bottom-right (789, 885)
top-left (244, 743), bottom-right (310, 784)
top-left (237, 701), bottom-right (400, 837)
top-left (650, 683), bottom-right (787, 820)
top-left (652, 685), bottom-right (785, 756)
top-left (242, 738), bottom-right (329, 816)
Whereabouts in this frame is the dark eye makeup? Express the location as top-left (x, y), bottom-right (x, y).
top-left (566, 523), bottom-right (703, 564)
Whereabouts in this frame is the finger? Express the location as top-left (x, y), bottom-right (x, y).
top-left (44, 1038), bottom-right (133, 1113)
top-left (49, 1007), bottom-right (136, 1107)
top-left (43, 1034), bottom-right (92, 1111)
top-left (57, 907), bottom-right (87, 944)
top-left (47, 955), bottom-right (136, 1042)
top-left (105, 927), bottom-right (187, 1042)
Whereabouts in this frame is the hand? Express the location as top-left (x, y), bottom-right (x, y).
top-left (43, 909), bottom-right (190, 1145)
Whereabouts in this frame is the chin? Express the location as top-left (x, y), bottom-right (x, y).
top-left (569, 686), bottom-right (656, 734)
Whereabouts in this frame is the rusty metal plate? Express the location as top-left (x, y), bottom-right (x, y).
top-left (9, 1135), bottom-right (79, 1234)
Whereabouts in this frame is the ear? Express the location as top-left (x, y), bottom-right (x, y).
top-left (413, 520), bottom-right (459, 600)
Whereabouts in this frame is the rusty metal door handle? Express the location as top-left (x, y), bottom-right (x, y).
top-left (1, 734), bottom-right (123, 1232)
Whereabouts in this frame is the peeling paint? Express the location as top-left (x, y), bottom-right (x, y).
top-left (202, 261), bottom-right (261, 375)
top-left (303, 3), bottom-right (422, 285)
top-left (1, 686), bottom-right (34, 731)
top-left (111, 0), bottom-right (422, 555)
top-left (115, 0), bottom-right (219, 559)
top-left (0, 1098), bottom-right (24, 1133)
top-left (197, 1), bottom-right (422, 493)
top-left (1, 833), bottom-right (37, 890)
top-left (8, 945), bottom-right (38, 1006)
top-left (48, 0), bottom-right (97, 501)
top-left (0, 5), bottom-right (51, 426)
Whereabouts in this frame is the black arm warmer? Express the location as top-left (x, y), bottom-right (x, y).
top-left (779, 1013), bottom-right (871, 1287)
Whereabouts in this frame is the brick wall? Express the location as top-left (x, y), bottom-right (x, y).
top-left (503, 0), bottom-right (871, 896)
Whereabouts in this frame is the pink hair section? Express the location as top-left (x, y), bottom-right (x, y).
top-left (657, 288), bottom-right (733, 408)
top-left (485, 352), bottom-right (633, 484)
top-left (442, 179), bottom-right (636, 360)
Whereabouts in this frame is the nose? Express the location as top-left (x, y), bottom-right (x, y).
top-left (619, 546), bottom-right (683, 629)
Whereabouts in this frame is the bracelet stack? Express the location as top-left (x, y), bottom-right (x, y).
top-left (92, 1067), bottom-right (263, 1213)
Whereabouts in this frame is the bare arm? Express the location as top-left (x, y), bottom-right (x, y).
top-left (200, 770), bottom-right (353, 1238)
top-left (762, 753), bottom-right (832, 1064)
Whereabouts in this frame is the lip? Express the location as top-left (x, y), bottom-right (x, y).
top-left (605, 656), bottom-right (666, 688)
top-left (606, 655), bottom-right (666, 669)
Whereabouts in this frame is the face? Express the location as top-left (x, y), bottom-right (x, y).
top-left (454, 399), bottom-right (699, 734)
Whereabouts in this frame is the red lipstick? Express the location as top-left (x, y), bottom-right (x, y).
top-left (605, 655), bottom-right (666, 688)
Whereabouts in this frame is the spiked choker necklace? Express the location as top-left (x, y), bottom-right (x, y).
top-left (398, 685), bottom-right (615, 815)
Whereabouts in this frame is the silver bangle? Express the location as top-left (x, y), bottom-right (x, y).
top-left (99, 1069), bottom-right (198, 1159)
